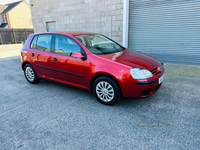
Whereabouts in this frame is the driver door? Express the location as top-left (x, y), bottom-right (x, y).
top-left (51, 34), bottom-right (88, 87)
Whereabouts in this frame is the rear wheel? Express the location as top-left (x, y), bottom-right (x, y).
top-left (24, 64), bottom-right (40, 84)
top-left (93, 76), bottom-right (121, 105)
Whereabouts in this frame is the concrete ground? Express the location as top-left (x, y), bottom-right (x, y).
top-left (0, 44), bottom-right (22, 58)
top-left (0, 44), bottom-right (200, 149)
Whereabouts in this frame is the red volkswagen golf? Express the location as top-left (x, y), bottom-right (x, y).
top-left (21, 31), bottom-right (164, 105)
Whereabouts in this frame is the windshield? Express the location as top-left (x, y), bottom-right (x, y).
top-left (74, 34), bottom-right (125, 54)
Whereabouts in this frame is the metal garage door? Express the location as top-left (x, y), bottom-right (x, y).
top-left (128, 0), bottom-right (200, 65)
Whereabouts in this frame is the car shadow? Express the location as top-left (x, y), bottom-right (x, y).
top-left (40, 79), bottom-right (163, 108)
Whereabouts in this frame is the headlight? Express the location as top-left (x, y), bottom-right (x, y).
top-left (130, 68), bottom-right (153, 79)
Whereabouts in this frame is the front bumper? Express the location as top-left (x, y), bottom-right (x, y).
top-left (119, 72), bottom-right (164, 98)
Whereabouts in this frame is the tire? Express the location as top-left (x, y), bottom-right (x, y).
top-left (93, 76), bottom-right (121, 105)
top-left (24, 64), bottom-right (40, 84)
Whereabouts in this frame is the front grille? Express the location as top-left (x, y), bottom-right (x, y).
top-left (150, 67), bottom-right (160, 75)
top-left (151, 68), bottom-right (158, 74)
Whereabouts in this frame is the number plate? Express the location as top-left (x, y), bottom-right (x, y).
top-left (159, 74), bottom-right (164, 84)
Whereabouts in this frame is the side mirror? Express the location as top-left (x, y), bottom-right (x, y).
top-left (72, 51), bottom-right (85, 59)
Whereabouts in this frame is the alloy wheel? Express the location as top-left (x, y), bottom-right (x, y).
top-left (25, 66), bottom-right (35, 82)
top-left (95, 81), bottom-right (115, 102)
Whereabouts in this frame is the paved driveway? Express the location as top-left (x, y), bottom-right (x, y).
top-left (0, 45), bottom-right (200, 149)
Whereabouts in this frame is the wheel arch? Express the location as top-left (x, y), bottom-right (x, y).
top-left (22, 61), bottom-right (31, 70)
top-left (90, 73), bottom-right (122, 97)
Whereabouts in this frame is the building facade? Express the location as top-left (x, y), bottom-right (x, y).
top-left (30, 0), bottom-right (200, 65)
top-left (30, 0), bottom-right (124, 45)
top-left (0, 0), bottom-right (33, 29)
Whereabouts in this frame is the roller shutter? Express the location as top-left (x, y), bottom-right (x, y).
top-left (128, 0), bottom-right (200, 65)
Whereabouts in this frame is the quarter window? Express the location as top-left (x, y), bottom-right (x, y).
top-left (55, 35), bottom-right (82, 56)
top-left (31, 36), bottom-right (38, 49)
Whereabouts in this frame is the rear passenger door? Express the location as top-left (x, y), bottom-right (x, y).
top-left (30, 34), bottom-right (54, 79)
top-left (51, 34), bottom-right (88, 87)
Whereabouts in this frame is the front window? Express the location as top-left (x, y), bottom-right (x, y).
top-left (74, 34), bottom-right (125, 54)
top-left (54, 35), bottom-right (82, 56)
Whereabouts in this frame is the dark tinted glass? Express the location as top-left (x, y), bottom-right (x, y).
top-left (55, 35), bottom-right (82, 56)
top-left (30, 36), bottom-right (38, 49)
top-left (36, 35), bottom-right (52, 52)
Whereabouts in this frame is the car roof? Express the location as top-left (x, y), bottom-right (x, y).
top-left (33, 31), bottom-right (97, 36)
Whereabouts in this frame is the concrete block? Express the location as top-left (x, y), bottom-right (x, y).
top-left (117, 3), bottom-right (123, 9)
top-left (75, 4), bottom-right (81, 10)
top-left (100, 6), bottom-right (107, 12)
top-left (105, 21), bottom-right (111, 27)
top-left (105, 1), bottom-right (111, 5)
top-left (113, 0), bottom-right (121, 4)
top-left (108, 5), bottom-right (112, 11)
top-left (96, 1), bottom-right (104, 6)
top-left (101, 17), bottom-right (106, 22)
top-left (117, 15), bottom-right (123, 21)
top-left (112, 5), bottom-right (117, 10)
top-left (112, 15), bottom-right (117, 20)
top-left (114, 10), bottom-right (121, 15)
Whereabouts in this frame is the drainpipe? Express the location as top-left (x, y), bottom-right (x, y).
top-left (122, 0), bottom-right (129, 48)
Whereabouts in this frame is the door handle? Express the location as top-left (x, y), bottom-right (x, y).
top-left (52, 58), bottom-right (58, 62)
top-left (30, 53), bottom-right (35, 57)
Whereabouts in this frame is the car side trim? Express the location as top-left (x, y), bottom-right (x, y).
top-left (36, 64), bottom-right (84, 78)
top-left (135, 79), bottom-right (156, 85)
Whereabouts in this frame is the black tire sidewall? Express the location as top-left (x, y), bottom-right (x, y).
top-left (93, 76), bottom-right (121, 105)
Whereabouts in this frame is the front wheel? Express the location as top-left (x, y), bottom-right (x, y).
top-left (24, 64), bottom-right (40, 84)
top-left (93, 76), bottom-right (121, 105)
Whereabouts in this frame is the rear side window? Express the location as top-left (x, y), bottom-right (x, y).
top-left (30, 34), bottom-right (52, 52)
top-left (37, 35), bottom-right (52, 52)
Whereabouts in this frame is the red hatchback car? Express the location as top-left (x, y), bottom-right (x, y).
top-left (21, 31), bottom-right (164, 105)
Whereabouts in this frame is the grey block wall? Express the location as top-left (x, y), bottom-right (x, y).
top-left (30, 0), bottom-right (124, 44)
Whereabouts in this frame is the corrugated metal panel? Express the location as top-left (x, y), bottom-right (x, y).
top-left (128, 0), bottom-right (200, 65)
